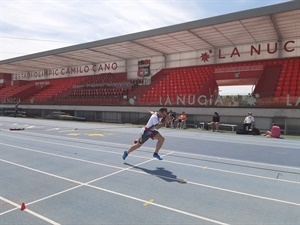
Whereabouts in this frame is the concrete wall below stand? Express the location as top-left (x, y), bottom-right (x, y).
top-left (0, 104), bottom-right (299, 135)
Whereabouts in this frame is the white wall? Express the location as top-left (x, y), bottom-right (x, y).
top-left (126, 38), bottom-right (300, 79)
top-left (13, 60), bottom-right (126, 81)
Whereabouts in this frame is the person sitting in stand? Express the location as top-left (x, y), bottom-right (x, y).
top-left (211, 112), bottom-right (220, 132)
top-left (265, 123), bottom-right (281, 138)
top-left (175, 111), bottom-right (187, 129)
top-left (243, 112), bottom-right (255, 131)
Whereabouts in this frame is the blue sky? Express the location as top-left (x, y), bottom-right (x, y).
top-left (0, 0), bottom-right (291, 61)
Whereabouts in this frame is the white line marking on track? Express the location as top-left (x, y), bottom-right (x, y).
top-left (1, 132), bottom-right (299, 184)
top-left (170, 150), bottom-right (300, 170)
top-left (0, 153), bottom-right (232, 225)
top-left (0, 196), bottom-right (60, 225)
top-left (1, 143), bottom-right (126, 170)
top-left (45, 128), bottom-right (60, 131)
top-left (187, 180), bottom-right (300, 206)
top-left (2, 131), bottom-right (298, 171)
top-left (163, 160), bottom-right (300, 184)
top-left (57, 129), bottom-right (78, 133)
top-left (24, 125), bottom-right (36, 129)
top-left (1, 143), bottom-right (300, 207)
top-left (0, 132), bottom-right (162, 158)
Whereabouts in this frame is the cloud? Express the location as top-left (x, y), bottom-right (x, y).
top-left (0, 0), bottom-right (290, 60)
top-left (2, 0), bottom-right (201, 41)
top-left (1, 0), bottom-right (205, 59)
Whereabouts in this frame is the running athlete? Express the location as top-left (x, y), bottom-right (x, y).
top-left (122, 107), bottom-right (168, 160)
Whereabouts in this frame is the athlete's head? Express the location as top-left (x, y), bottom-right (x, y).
top-left (158, 107), bottom-right (168, 118)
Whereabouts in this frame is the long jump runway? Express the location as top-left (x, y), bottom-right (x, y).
top-left (0, 117), bottom-right (299, 225)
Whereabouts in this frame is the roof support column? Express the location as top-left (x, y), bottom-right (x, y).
top-left (213, 48), bottom-right (217, 64)
top-left (278, 40), bottom-right (283, 58)
top-left (163, 54), bottom-right (166, 69)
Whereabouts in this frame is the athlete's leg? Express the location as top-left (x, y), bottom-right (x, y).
top-left (123, 142), bottom-right (142, 160)
top-left (123, 133), bottom-right (150, 160)
top-left (153, 133), bottom-right (165, 154)
top-left (127, 142), bottom-right (142, 154)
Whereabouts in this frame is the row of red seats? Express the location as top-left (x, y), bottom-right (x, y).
top-left (137, 58), bottom-right (299, 105)
top-left (139, 65), bottom-right (212, 103)
top-left (0, 83), bottom-right (35, 99)
top-left (57, 97), bottom-right (124, 105)
top-left (83, 73), bottom-right (127, 85)
top-left (71, 88), bottom-right (128, 97)
top-left (31, 76), bottom-right (87, 103)
top-left (274, 57), bottom-right (300, 97)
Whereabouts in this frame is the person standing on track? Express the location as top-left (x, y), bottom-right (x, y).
top-left (122, 107), bottom-right (169, 161)
top-left (211, 112), bottom-right (220, 131)
top-left (14, 101), bottom-right (20, 117)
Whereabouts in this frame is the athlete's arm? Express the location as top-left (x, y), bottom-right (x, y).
top-left (147, 109), bottom-right (154, 114)
top-left (155, 123), bottom-right (164, 129)
top-left (155, 115), bottom-right (171, 129)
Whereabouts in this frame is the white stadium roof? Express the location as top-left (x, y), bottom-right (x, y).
top-left (0, 0), bottom-right (299, 74)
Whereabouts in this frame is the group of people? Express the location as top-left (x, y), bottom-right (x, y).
top-left (210, 111), bottom-right (280, 138)
top-left (165, 110), bottom-right (187, 129)
top-left (122, 107), bottom-right (281, 161)
top-left (242, 112), bottom-right (281, 138)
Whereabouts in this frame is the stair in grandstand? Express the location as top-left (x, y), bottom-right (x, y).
top-left (253, 64), bottom-right (282, 98)
top-left (56, 72), bottom-right (132, 105)
top-left (0, 82), bottom-right (36, 103)
top-left (129, 69), bottom-right (169, 104)
top-left (24, 76), bottom-right (88, 104)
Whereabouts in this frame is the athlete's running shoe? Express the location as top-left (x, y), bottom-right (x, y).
top-left (122, 151), bottom-right (128, 160)
top-left (153, 153), bottom-right (163, 160)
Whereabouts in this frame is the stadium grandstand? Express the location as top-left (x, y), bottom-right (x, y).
top-left (0, 0), bottom-right (299, 134)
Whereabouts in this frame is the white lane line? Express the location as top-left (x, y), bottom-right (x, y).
top-left (1, 143), bottom-right (125, 170)
top-left (0, 154), bottom-right (231, 225)
top-left (185, 132), bottom-right (299, 149)
top-left (163, 160), bottom-right (300, 184)
top-left (86, 151), bottom-right (174, 184)
top-left (169, 150), bottom-right (300, 171)
top-left (0, 196), bottom-right (60, 225)
top-left (187, 180), bottom-right (300, 206)
top-left (45, 128), bottom-right (60, 131)
top-left (1, 133), bottom-right (299, 184)
top-left (2, 131), bottom-right (299, 171)
top-left (24, 125), bottom-right (36, 129)
top-left (1, 144), bottom-right (300, 207)
top-left (0, 133), bottom-right (159, 159)
top-left (123, 167), bottom-right (300, 206)
top-left (83, 183), bottom-right (230, 225)
top-left (57, 130), bottom-right (78, 133)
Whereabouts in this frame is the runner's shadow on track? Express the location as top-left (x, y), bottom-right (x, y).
top-left (124, 163), bottom-right (187, 184)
